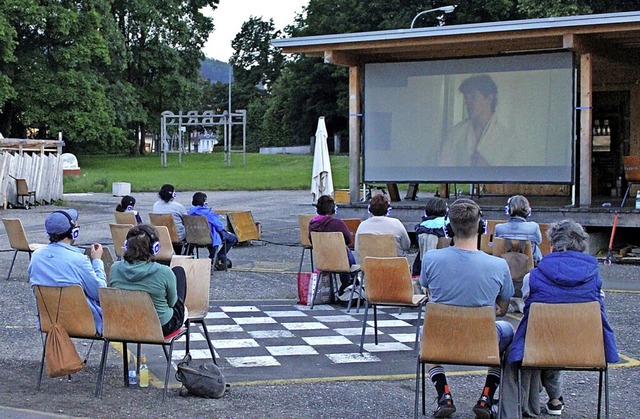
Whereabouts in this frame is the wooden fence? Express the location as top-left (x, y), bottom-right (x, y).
top-left (0, 139), bottom-right (64, 209)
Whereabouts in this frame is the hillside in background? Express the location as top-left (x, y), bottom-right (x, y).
top-left (201, 57), bottom-right (233, 83)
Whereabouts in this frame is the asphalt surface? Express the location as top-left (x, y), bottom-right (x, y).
top-left (0, 190), bottom-right (639, 418)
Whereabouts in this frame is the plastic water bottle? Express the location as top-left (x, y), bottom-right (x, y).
top-left (139, 355), bottom-right (149, 388)
top-left (128, 358), bottom-right (138, 387)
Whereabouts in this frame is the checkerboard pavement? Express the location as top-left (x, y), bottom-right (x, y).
top-left (148, 300), bottom-right (428, 384)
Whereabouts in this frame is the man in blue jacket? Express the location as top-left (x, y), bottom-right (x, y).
top-left (188, 192), bottom-right (238, 270)
top-left (499, 220), bottom-right (619, 418)
top-left (29, 209), bottom-right (107, 333)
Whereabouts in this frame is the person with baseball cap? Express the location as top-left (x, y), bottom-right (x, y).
top-left (28, 209), bottom-right (107, 333)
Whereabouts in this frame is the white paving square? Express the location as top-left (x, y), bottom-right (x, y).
top-left (205, 312), bottom-right (230, 319)
top-left (366, 319), bottom-right (412, 328)
top-left (390, 312), bottom-right (421, 320)
top-left (234, 317), bottom-right (277, 325)
top-left (266, 345), bottom-right (319, 356)
top-left (176, 332), bottom-right (205, 342)
top-left (226, 356), bottom-right (280, 368)
top-left (335, 327), bottom-right (377, 336)
top-left (302, 336), bottom-right (353, 346)
top-left (248, 330), bottom-right (295, 339)
top-left (281, 322), bottom-right (328, 331)
top-left (389, 333), bottom-right (417, 343)
top-left (206, 324), bottom-right (244, 333)
top-left (263, 310), bottom-right (308, 318)
top-left (362, 342), bottom-right (412, 352)
top-left (220, 306), bottom-right (260, 313)
top-left (296, 305), bottom-right (335, 311)
top-left (326, 353), bottom-right (381, 363)
top-left (313, 315), bottom-right (358, 323)
top-left (212, 338), bottom-right (259, 349)
top-left (172, 349), bottom-right (217, 360)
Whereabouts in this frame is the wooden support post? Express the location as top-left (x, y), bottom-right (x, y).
top-left (579, 53), bottom-right (592, 207)
top-left (349, 66), bottom-right (362, 203)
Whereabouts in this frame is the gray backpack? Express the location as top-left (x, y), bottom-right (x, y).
top-left (175, 354), bottom-right (229, 398)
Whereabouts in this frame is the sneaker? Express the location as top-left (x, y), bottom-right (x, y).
top-left (546, 397), bottom-right (564, 416)
top-left (434, 393), bottom-right (456, 418)
top-left (473, 395), bottom-right (493, 419)
top-left (214, 258), bottom-right (231, 271)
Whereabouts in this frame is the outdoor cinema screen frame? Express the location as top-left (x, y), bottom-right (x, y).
top-left (363, 52), bottom-right (575, 184)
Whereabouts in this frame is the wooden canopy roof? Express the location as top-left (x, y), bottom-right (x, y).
top-left (273, 11), bottom-right (640, 77)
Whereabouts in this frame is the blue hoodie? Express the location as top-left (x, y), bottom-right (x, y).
top-left (508, 250), bottom-right (619, 363)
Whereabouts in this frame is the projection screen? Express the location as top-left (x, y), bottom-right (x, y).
top-left (363, 52), bottom-right (574, 183)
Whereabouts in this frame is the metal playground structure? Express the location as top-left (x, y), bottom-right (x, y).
top-left (159, 109), bottom-right (247, 167)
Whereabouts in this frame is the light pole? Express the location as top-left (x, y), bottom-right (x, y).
top-left (226, 60), bottom-right (233, 166)
top-left (410, 5), bottom-right (457, 29)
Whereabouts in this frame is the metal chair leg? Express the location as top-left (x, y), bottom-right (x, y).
top-left (605, 367), bottom-right (610, 419)
top-left (185, 320), bottom-right (191, 355)
top-left (37, 334), bottom-right (47, 390)
top-left (197, 319), bottom-right (218, 365)
top-left (373, 305), bottom-right (379, 345)
top-left (122, 342), bottom-right (129, 387)
top-left (6, 250), bottom-right (18, 280)
top-left (414, 357), bottom-right (421, 419)
top-left (359, 301), bottom-right (370, 353)
top-left (95, 339), bottom-right (110, 397)
top-left (414, 304), bottom-right (423, 354)
top-left (597, 369), bottom-right (603, 419)
top-left (163, 343), bottom-right (174, 402)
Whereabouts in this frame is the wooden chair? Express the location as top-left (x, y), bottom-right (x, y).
top-left (519, 302), bottom-right (609, 419)
top-left (479, 220), bottom-right (503, 254)
top-left (621, 155), bottom-right (640, 207)
top-left (153, 225), bottom-right (182, 265)
top-left (14, 177), bottom-right (36, 208)
top-left (149, 213), bottom-right (183, 252)
top-left (83, 246), bottom-right (115, 286)
top-left (96, 288), bottom-right (186, 401)
top-left (342, 218), bottom-right (361, 249)
top-left (3, 218), bottom-right (46, 280)
top-left (417, 234), bottom-right (450, 259)
top-left (492, 238), bottom-right (534, 272)
top-left (538, 223), bottom-right (552, 256)
top-left (297, 215), bottom-right (315, 274)
top-left (109, 223), bottom-right (133, 260)
top-left (226, 211), bottom-right (260, 242)
top-left (359, 257), bottom-right (427, 354)
top-left (353, 233), bottom-right (397, 313)
top-left (114, 211), bottom-right (137, 225)
top-left (170, 258), bottom-right (217, 364)
top-left (310, 231), bottom-right (361, 309)
top-left (33, 285), bottom-right (104, 389)
top-left (182, 214), bottom-right (220, 263)
top-left (415, 303), bottom-right (501, 418)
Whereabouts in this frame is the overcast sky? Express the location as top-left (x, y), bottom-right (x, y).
top-left (202, 0), bottom-right (309, 62)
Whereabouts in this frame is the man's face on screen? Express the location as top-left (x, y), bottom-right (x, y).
top-left (463, 90), bottom-right (493, 121)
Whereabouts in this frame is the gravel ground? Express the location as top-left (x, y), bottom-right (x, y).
top-left (0, 190), bottom-right (638, 418)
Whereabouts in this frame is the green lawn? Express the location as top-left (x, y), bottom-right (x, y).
top-left (64, 153), bottom-right (350, 193)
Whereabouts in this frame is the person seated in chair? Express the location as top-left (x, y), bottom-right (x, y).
top-left (110, 225), bottom-right (188, 338)
top-left (355, 194), bottom-right (410, 257)
top-left (499, 220), bottom-right (619, 418)
top-left (495, 195), bottom-right (542, 265)
top-left (29, 209), bottom-right (107, 333)
top-left (188, 192), bottom-right (238, 271)
top-left (309, 195), bottom-right (356, 296)
top-left (115, 195), bottom-right (142, 224)
top-left (420, 199), bottom-right (514, 419)
top-left (152, 184), bottom-right (187, 242)
top-left (412, 196), bottom-right (448, 276)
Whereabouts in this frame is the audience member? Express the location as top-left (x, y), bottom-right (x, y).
top-left (499, 220), bottom-right (619, 418)
top-left (309, 195), bottom-right (356, 296)
top-left (412, 196), bottom-right (448, 276)
top-left (188, 192), bottom-right (238, 271)
top-left (28, 209), bottom-right (107, 333)
top-left (115, 195), bottom-right (142, 224)
top-left (495, 195), bottom-right (543, 264)
top-left (355, 194), bottom-right (410, 257)
top-left (110, 224), bottom-right (187, 338)
top-left (152, 184), bottom-right (187, 241)
top-left (420, 198), bottom-right (514, 419)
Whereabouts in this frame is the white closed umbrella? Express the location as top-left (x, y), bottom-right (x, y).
top-left (311, 116), bottom-right (333, 203)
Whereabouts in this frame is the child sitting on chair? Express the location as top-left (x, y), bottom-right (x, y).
top-left (115, 195), bottom-right (142, 224)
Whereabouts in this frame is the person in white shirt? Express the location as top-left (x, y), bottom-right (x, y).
top-left (355, 194), bottom-right (410, 257)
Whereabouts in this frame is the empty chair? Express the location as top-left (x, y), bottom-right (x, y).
top-left (96, 288), bottom-right (186, 401)
top-left (3, 218), bottom-right (46, 281)
top-left (33, 285), bottom-right (104, 389)
top-left (415, 303), bottom-right (501, 418)
top-left (170, 258), bottom-right (217, 364)
top-left (310, 231), bottom-right (361, 309)
top-left (297, 214), bottom-right (315, 274)
top-left (15, 177), bottom-right (37, 208)
top-left (353, 233), bottom-right (397, 312)
top-left (109, 224), bottom-right (133, 260)
top-left (359, 257), bottom-right (427, 354)
top-left (114, 211), bottom-right (137, 225)
top-left (518, 301), bottom-right (610, 419)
